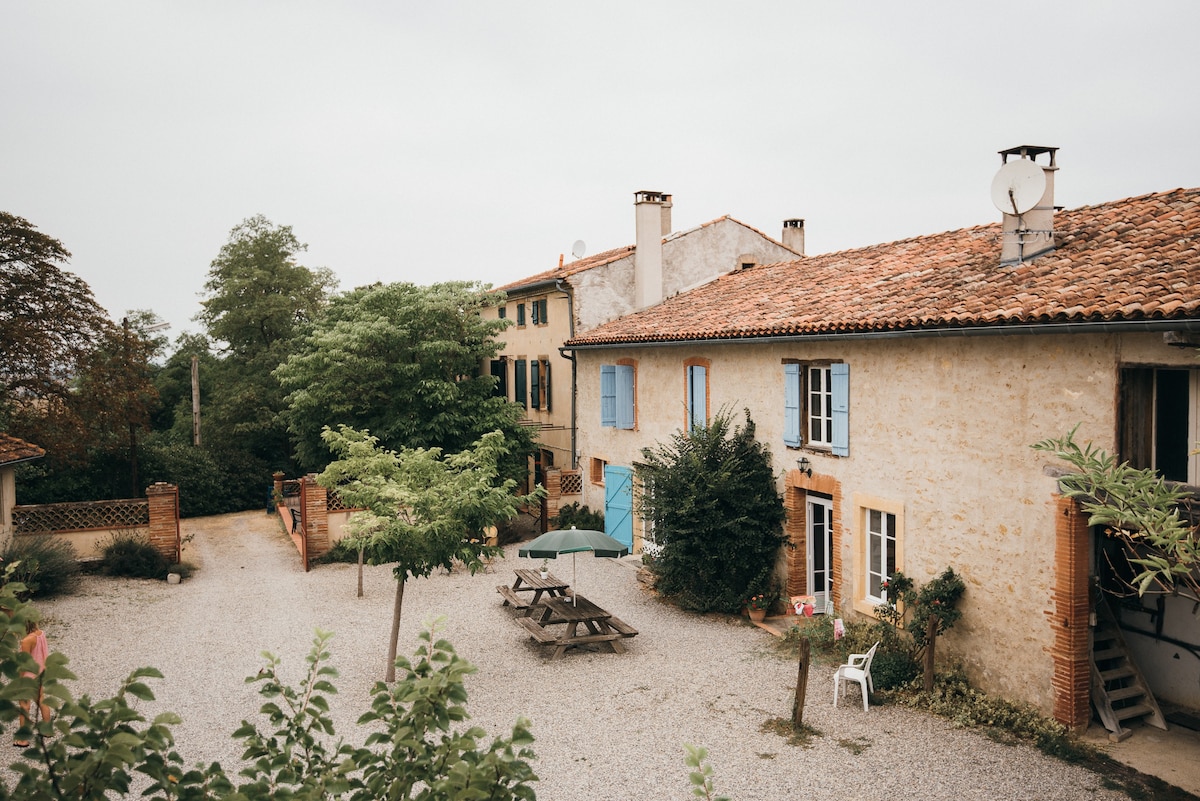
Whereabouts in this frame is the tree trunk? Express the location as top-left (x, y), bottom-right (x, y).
top-left (357, 547), bottom-right (365, 598)
top-left (924, 614), bottom-right (939, 692)
top-left (792, 638), bottom-right (810, 728)
top-left (385, 576), bottom-right (406, 683)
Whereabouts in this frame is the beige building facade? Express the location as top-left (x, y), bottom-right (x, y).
top-left (563, 149), bottom-right (1200, 729)
top-left (483, 192), bottom-right (800, 505)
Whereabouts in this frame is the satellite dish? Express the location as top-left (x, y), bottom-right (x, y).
top-left (990, 159), bottom-right (1046, 216)
top-left (571, 239), bottom-right (586, 259)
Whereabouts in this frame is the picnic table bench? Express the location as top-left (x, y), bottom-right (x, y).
top-left (497, 568), bottom-right (570, 615)
top-left (516, 594), bottom-right (638, 660)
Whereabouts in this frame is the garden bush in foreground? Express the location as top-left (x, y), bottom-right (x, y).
top-left (0, 574), bottom-right (537, 800)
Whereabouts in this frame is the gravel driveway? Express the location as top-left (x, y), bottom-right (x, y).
top-left (4, 511), bottom-right (1130, 800)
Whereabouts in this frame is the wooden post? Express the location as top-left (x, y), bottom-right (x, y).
top-left (792, 638), bottom-right (810, 727)
top-left (924, 614), bottom-right (939, 692)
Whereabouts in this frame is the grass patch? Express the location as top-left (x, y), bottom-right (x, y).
top-left (836, 736), bottom-right (871, 755)
top-left (760, 716), bottom-right (821, 748)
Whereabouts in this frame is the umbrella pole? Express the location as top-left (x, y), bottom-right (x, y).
top-left (573, 553), bottom-right (578, 606)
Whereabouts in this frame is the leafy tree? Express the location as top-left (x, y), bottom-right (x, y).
top-left (636, 408), bottom-right (787, 613)
top-left (197, 215), bottom-right (336, 358)
top-left (0, 212), bottom-right (110, 467)
top-left (195, 216), bottom-right (337, 473)
top-left (276, 281), bottom-right (534, 479)
top-left (1034, 427), bottom-right (1200, 603)
top-left (317, 425), bottom-right (542, 682)
top-left (0, 573), bottom-right (538, 800)
top-left (72, 314), bottom-right (165, 497)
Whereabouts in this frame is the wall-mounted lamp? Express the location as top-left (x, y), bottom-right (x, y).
top-left (797, 456), bottom-right (812, 477)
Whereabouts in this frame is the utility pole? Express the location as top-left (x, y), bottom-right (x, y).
top-left (191, 354), bottom-right (201, 446)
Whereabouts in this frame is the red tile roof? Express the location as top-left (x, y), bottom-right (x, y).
top-left (566, 188), bottom-right (1200, 346)
top-left (0, 434), bottom-right (44, 467)
top-left (494, 215), bottom-right (797, 294)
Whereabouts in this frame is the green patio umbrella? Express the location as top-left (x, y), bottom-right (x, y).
top-left (518, 526), bottom-right (630, 605)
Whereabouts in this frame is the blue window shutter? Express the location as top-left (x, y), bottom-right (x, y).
top-left (515, 359), bottom-right (527, 408)
top-left (831, 362), bottom-right (849, 457)
top-left (783, 363), bottom-right (801, 447)
top-left (600, 365), bottom-right (616, 427)
top-left (543, 361), bottom-right (551, 412)
top-left (616, 365), bottom-right (634, 429)
top-left (530, 360), bottom-right (541, 409)
top-left (517, 304), bottom-right (526, 326)
top-left (687, 365), bottom-right (707, 431)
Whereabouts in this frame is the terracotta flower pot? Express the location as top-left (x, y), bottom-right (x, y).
top-left (748, 608), bottom-right (767, 623)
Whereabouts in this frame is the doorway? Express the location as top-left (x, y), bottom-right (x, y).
top-left (808, 495), bottom-right (833, 612)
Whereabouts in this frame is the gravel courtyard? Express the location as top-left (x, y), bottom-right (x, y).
top-left (3, 511), bottom-right (1135, 800)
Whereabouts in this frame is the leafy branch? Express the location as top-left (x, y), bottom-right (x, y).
top-left (1033, 427), bottom-right (1200, 602)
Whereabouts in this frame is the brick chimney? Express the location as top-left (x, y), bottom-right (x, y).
top-left (782, 219), bottom-right (805, 256)
top-left (634, 191), bottom-right (671, 308)
top-left (994, 145), bottom-right (1058, 264)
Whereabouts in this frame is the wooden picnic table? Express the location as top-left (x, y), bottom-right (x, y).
top-left (514, 594), bottom-right (638, 660)
top-left (497, 568), bottom-right (570, 615)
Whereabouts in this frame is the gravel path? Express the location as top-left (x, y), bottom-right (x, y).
top-left (4, 511), bottom-right (1128, 800)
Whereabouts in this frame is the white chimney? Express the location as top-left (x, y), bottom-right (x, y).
top-left (782, 218), bottom-right (805, 256)
top-left (992, 145), bottom-right (1058, 265)
top-left (634, 191), bottom-right (670, 308)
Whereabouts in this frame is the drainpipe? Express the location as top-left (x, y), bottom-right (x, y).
top-left (556, 278), bottom-right (577, 469)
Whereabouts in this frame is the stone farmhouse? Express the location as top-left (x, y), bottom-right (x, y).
top-left (484, 191), bottom-right (801, 529)
top-left (562, 146), bottom-right (1200, 730)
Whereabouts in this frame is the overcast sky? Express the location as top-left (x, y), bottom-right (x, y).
top-left (4, 2), bottom-right (1199, 340)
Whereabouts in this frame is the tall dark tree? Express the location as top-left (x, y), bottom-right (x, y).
top-left (636, 408), bottom-right (787, 613)
top-left (196, 215), bottom-right (337, 470)
top-left (0, 212), bottom-right (110, 466)
top-left (276, 281), bottom-right (534, 479)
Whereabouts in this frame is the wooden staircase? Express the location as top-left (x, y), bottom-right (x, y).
top-left (1091, 599), bottom-right (1167, 741)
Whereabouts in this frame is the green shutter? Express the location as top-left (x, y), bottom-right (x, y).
top-left (515, 359), bottom-right (527, 408)
top-left (531, 360), bottom-right (541, 409)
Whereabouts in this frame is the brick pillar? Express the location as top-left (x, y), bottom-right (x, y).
top-left (146, 482), bottom-right (180, 564)
top-left (1049, 494), bottom-right (1091, 731)
top-left (272, 471), bottom-right (285, 510)
top-left (302, 474), bottom-right (330, 569)
top-left (544, 468), bottom-right (562, 524)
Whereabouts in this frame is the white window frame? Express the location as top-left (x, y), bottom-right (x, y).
top-left (808, 364), bottom-right (833, 447)
top-left (852, 494), bottom-right (904, 615)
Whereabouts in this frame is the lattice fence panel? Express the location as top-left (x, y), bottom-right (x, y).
top-left (13, 499), bottom-right (149, 534)
top-left (559, 471), bottom-right (583, 496)
top-left (282, 480), bottom-right (302, 498)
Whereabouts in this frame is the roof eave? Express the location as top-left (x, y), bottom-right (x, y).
top-left (563, 318), bottom-right (1200, 351)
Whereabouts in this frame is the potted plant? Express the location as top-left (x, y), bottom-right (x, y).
top-left (745, 593), bottom-right (772, 623)
top-left (539, 559), bottom-right (550, 579)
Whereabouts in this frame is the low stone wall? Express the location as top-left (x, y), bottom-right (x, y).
top-left (11, 483), bottom-right (181, 563)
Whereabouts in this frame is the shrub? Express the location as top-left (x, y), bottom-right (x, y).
top-left (552, 502), bottom-right (604, 531)
top-left (100, 533), bottom-right (169, 579)
top-left (635, 408), bottom-right (787, 613)
top-left (870, 651), bottom-right (919, 690)
top-left (313, 538), bottom-right (361, 565)
top-left (0, 536), bottom-right (79, 598)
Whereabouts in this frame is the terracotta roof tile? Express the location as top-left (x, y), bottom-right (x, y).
top-left (0, 434), bottom-right (44, 467)
top-left (566, 188), bottom-right (1200, 346)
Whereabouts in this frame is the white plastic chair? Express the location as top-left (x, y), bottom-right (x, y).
top-left (832, 641), bottom-right (879, 711)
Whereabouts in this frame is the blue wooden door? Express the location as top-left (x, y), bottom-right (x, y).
top-left (604, 465), bottom-right (634, 550)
